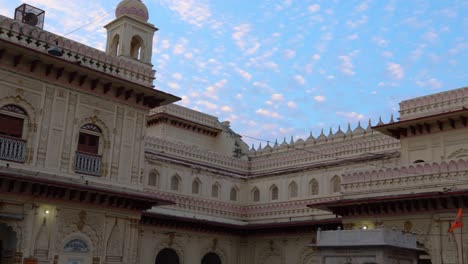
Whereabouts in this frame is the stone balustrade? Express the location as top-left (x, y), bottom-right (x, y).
top-left (0, 15), bottom-right (155, 88)
top-left (317, 228), bottom-right (418, 250)
top-left (74, 151), bottom-right (102, 176)
top-left (0, 135), bottom-right (25, 163)
top-left (145, 136), bottom-right (249, 172)
top-left (399, 86), bottom-right (468, 121)
top-left (342, 158), bottom-right (468, 193)
top-left (150, 104), bottom-right (222, 129)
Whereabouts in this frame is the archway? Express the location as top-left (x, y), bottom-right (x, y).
top-left (0, 223), bottom-right (17, 264)
top-left (201, 252), bottom-right (222, 264)
top-left (155, 248), bottom-right (179, 264)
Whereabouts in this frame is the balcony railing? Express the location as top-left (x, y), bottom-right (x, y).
top-left (0, 135), bottom-right (26, 163)
top-left (75, 151), bottom-right (102, 176)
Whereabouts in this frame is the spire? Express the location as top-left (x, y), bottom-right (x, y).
top-left (346, 123), bottom-right (352, 135)
top-left (377, 116), bottom-right (384, 125)
top-left (290, 136), bottom-right (294, 145)
top-left (390, 114), bottom-right (395, 123)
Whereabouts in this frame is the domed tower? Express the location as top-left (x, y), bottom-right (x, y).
top-left (104, 0), bottom-right (157, 65)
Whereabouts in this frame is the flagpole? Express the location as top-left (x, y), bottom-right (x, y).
top-left (461, 226), bottom-right (464, 264)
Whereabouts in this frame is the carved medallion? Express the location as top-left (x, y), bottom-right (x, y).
top-left (404, 220), bottom-right (413, 232)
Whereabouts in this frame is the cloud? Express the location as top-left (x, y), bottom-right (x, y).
top-left (287, 101), bottom-right (297, 109)
top-left (167, 82), bottom-right (180, 90)
top-left (256, 109), bottom-right (282, 119)
top-left (196, 100), bottom-right (218, 110)
top-left (283, 49), bottom-right (296, 59)
top-left (423, 31), bottom-right (438, 42)
top-left (235, 68), bottom-right (252, 81)
top-left (382, 51), bottom-right (393, 58)
top-left (416, 78), bottom-right (443, 89)
top-left (372, 36), bottom-right (388, 47)
top-left (294, 75), bottom-right (306, 85)
top-left (314, 95), bottom-right (326, 102)
top-left (160, 40), bottom-right (171, 50)
top-left (347, 34), bottom-right (359, 40)
top-left (355, 1), bottom-right (369, 12)
top-left (308, 4), bottom-right (321, 13)
top-left (338, 55), bottom-right (355, 76)
top-left (312, 54), bottom-right (321, 60)
top-left (336, 111), bottom-right (365, 122)
top-left (387, 63), bottom-right (404, 80)
top-left (346, 16), bottom-right (368, 28)
top-left (271, 93), bottom-right (284, 101)
top-left (221, 106), bottom-right (233, 112)
top-left (172, 73), bottom-right (183, 80)
top-left (159, 0), bottom-right (212, 27)
top-left (232, 24), bottom-right (261, 55)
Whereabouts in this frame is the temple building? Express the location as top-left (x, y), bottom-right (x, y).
top-left (0, 1), bottom-right (467, 264)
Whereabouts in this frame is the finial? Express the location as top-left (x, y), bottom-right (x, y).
top-left (378, 116), bottom-right (384, 125)
top-left (290, 136), bottom-right (294, 145)
top-left (366, 118), bottom-right (372, 130)
top-left (390, 114), bottom-right (395, 123)
top-left (274, 139), bottom-right (278, 147)
top-left (346, 123), bottom-right (352, 134)
top-left (251, 144), bottom-right (255, 151)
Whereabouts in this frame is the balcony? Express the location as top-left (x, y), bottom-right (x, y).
top-left (0, 135), bottom-right (26, 163)
top-left (74, 151), bottom-right (102, 176)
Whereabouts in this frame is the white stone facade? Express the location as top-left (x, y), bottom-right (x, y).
top-left (0, 1), bottom-right (467, 264)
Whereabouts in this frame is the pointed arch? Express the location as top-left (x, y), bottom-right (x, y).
top-left (270, 184), bottom-right (279, 201)
top-left (288, 181), bottom-right (298, 198)
top-left (331, 175), bottom-right (341, 193)
top-left (130, 35), bottom-right (144, 60)
top-left (211, 182), bottom-right (220, 198)
top-left (192, 178), bottom-right (201, 194)
top-left (110, 34), bottom-right (120, 56)
top-left (252, 187), bottom-right (260, 202)
top-left (148, 170), bottom-right (159, 187)
top-left (230, 186), bottom-right (239, 201)
top-left (171, 174), bottom-right (181, 191)
top-left (310, 179), bottom-right (319, 195)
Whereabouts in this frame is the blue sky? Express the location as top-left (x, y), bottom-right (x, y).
top-left (1, 0), bottom-right (467, 147)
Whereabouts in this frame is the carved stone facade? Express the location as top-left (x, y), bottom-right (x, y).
top-left (0, 1), bottom-right (467, 264)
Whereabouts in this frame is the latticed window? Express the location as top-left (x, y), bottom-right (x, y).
top-left (253, 188), bottom-right (260, 202)
top-left (289, 181), bottom-right (298, 198)
top-left (148, 170), bottom-right (159, 187)
top-left (0, 105), bottom-right (27, 138)
top-left (331, 176), bottom-right (341, 193)
top-left (171, 175), bottom-right (180, 191)
top-left (230, 187), bottom-right (237, 201)
top-left (78, 124), bottom-right (101, 154)
top-left (192, 179), bottom-right (200, 194)
top-left (310, 179), bottom-right (319, 195)
top-left (271, 185), bottom-right (279, 200)
top-left (211, 183), bottom-right (219, 198)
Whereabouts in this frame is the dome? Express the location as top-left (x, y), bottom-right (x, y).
top-left (116, 0), bottom-right (149, 22)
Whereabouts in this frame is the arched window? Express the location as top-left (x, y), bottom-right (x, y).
top-left (0, 104), bottom-right (27, 139)
top-left (130, 36), bottom-right (143, 60)
top-left (211, 183), bottom-right (220, 198)
top-left (192, 178), bottom-right (200, 194)
top-left (155, 248), bottom-right (180, 264)
top-left (148, 170), bottom-right (159, 187)
top-left (331, 176), bottom-right (341, 193)
top-left (63, 239), bottom-right (89, 253)
top-left (110, 34), bottom-right (120, 56)
top-left (310, 179), bottom-right (319, 195)
top-left (78, 124), bottom-right (102, 155)
top-left (270, 185), bottom-right (279, 201)
top-left (288, 181), bottom-right (298, 198)
top-left (171, 175), bottom-right (180, 191)
top-left (230, 187), bottom-right (238, 201)
top-left (202, 252), bottom-right (222, 264)
top-left (252, 187), bottom-right (260, 202)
